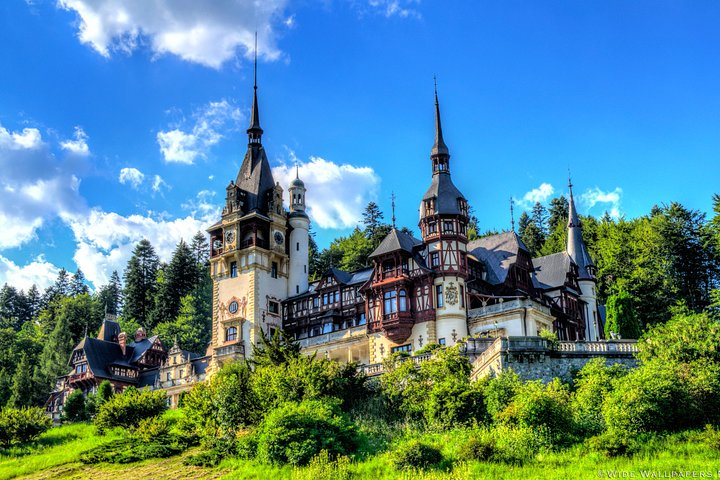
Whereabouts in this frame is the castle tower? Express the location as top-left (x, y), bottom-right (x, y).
top-left (566, 178), bottom-right (601, 341)
top-left (418, 84), bottom-right (469, 345)
top-left (206, 57), bottom-right (288, 369)
top-left (287, 167), bottom-right (310, 297)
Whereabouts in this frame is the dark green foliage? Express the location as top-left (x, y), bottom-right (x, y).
top-left (255, 399), bottom-right (358, 466)
top-left (496, 378), bottom-right (574, 445)
top-left (571, 358), bottom-right (628, 436)
top-left (251, 328), bottom-right (301, 367)
top-left (7, 353), bottom-right (36, 408)
top-left (96, 380), bottom-right (114, 405)
top-left (458, 434), bottom-right (497, 462)
top-left (484, 369), bottom-right (522, 420)
top-left (585, 430), bottom-right (640, 457)
top-left (154, 294), bottom-right (210, 353)
top-left (70, 269), bottom-right (90, 296)
top-left (604, 289), bottom-right (642, 339)
top-left (0, 407), bottom-right (51, 446)
top-left (94, 388), bottom-right (166, 432)
top-left (636, 312), bottom-right (720, 365)
top-left (151, 239), bottom-right (197, 328)
top-left (123, 239), bottom-right (160, 328)
top-left (80, 434), bottom-right (189, 464)
top-left (213, 362), bottom-right (259, 435)
top-left (391, 440), bottom-right (443, 470)
top-left (62, 389), bottom-right (88, 422)
top-left (96, 271), bottom-right (122, 316)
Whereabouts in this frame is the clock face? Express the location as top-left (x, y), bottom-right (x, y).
top-left (274, 231), bottom-right (284, 245)
top-left (225, 231), bottom-right (235, 244)
top-left (212, 239), bottom-right (222, 250)
top-left (228, 301), bottom-right (239, 314)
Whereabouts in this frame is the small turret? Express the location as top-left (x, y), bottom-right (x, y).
top-left (288, 166), bottom-right (310, 297)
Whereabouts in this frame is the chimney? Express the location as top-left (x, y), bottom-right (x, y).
top-left (135, 327), bottom-right (147, 342)
top-left (118, 332), bottom-right (127, 356)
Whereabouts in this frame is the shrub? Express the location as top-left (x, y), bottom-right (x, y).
top-left (414, 342), bottom-right (442, 356)
top-left (80, 437), bottom-right (186, 464)
top-left (585, 430), bottom-right (640, 457)
top-left (484, 369), bottom-right (521, 419)
top-left (292, 450), bottom-right (352, 480)
top-left (134, 416), bottom-right (170, 443)
top-left (94, 387), bottom-right (166, 433)
top-left (571, 358), bottom-right (628, 436)
top-left (636, 312), bottom-right (720, 365)
top-left (214, 361), bottom-right (260, 435)
top-left (62, 389), bottom-right (88, 422)
top-left (255, 399), bottom-right (358, 466)
top-left (392, 439), bottom-right (443, 470)
top-left (497, 378), bottom-right (574, 444)
top-left (96, 380), bottom-right (114, 405)
top-left (458, 432), bottom-right (497, 462)
top-left (491, 424), bottom-right (550, 465)
top-left (0, 407), bottom-right (52, 446)
top-left (538, 328), bottom-right (559, 348)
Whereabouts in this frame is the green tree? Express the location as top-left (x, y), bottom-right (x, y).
top-left (96, 270), bottom-right (122, 316)
top-left (251, 328), bottom-right (301, 367)
top-left (7, 353), bottom-right (35, 407)
top-left (62, 389), bottom-right (88, 422)
top-left (71, 269), bottom-right (90, 296)
top-left (604, 289), bottom-right (641, 339)
top-left (548, 196), bottom-right (569, 231)
top-left (96, 380), bottom-right (114, 405)
top-left (123, 239), bottom-right (160, 328)
top-left (151, 239), bottom-right (197, 328)
top-left (154, 294), bottom-right (210, 353)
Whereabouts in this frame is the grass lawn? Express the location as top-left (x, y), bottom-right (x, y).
top-left (3, 424), bottom-right (719, 479)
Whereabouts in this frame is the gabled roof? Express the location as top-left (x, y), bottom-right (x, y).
top-left (128, 335), bottom-right (161, 364)
top-left (369, 228), bottom-right (422, 259)
top-left (532, 252), bottom-right (572, 290)
top-left (97, 318), bottom-right (120, 342)
top-left (77, 337), bottom-right (126, 380)
top-left (467, 231), bottom-right (528, 285)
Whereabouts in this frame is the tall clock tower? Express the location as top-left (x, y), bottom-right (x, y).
top-left (418, 86), bottom-right (470, 346)
top-left (206, 72), bottom-right (291, 370)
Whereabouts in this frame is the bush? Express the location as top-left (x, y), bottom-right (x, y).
top-left (414, 342), bottom-right (442, 356)
top-left (0, 407), bottom-right (52, 446)
top-left (134, 416), bottom-right (170, 443)
top-left (96, 380), bottom-right (114, 405)
top-left (497, 378), bottom-right (574, 444)
top-left (458, 432), bottom-right (497, 462)
top-left (585, 430), bottom-right (640, 457)
top-left (94, 387), bottom-right (166, 433)
top-left (484, 370), bottom-right (521, 420)
top-left (62, 389), bottom-right (88, 422)
top-left (292, 450), bottom-right (352, 480)
top-left (80, 437), bottom-right (187, 464)
top-left (392, 439), bottom-right (443, 470)
top-left (491, 424), bottom-right (550, 465)
top-left (255, 399), bottom-right (358, 466)
top-left (571, 358), bottom-right (628, 436)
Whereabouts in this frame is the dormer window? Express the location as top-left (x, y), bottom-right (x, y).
top-left (443, 221), bottom-right (454, 233)
top-left (427, 221), bottom-right (437, 234)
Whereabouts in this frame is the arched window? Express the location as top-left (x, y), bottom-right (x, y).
top-left (384, 290), bottom-right (397, 315)
top-left (398, 289), bottom-right (408, 312)
top-left (226, 326), bottom-right (237, 342)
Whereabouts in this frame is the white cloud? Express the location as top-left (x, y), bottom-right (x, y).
top-left (367, 0), bottom-right (421, 18)
top-left (0, 254), bottom-right (60, 291)
top-left (515, 182), bottom-right (555, 209)
top-left (67, 209), bottom-right (213, 287)
top-left (157, 99), bottom-right (241, 164)
top-left (57, 0), bottom-right (289, 68)
top-left (60, 126), bottom-right (90, 156)
top-left (182, 190), bottom-right (221, 219)
top-left (272, 156), bottom-right (380, 229)
top-left (152, 175), bottom-right (169, 193)
top-left (581, 187), bottom-right (623, 219)
top-left (118, 167), bottom-right (144, 188)
top-left (0, 124), bottom-right (87, 248)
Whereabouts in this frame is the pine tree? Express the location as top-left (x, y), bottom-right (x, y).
top-left (37, 306), bottom-right (74, 400)
top-left (123, 239), bottom-right (160, 328)
top-left (71, 269), bottom-right (90, 296)
top-left (0, 284), bottom-right (20, 330)
top-left (8, 353), bottom-right (35, 407)
top-left (362, 201), bottom-right (388, 246)
top-left (25, 285), bottom-right (41, 321)
top-left (97, 270), bottom-right (122, 315)
top-left (548, 196), bottom-right (569, 231)
top-left (190, 231), bottom-right (210, 267)
top-left (54, 269), bottom-right (71, 297)
top-left (151, 240), bottom-right (197, 328)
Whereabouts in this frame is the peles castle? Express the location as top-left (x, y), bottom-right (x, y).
top-left (47, 75), bottom-right (636, 418)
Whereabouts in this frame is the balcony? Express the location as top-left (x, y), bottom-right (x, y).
top-left (214, 342), bottom-right (245, 358)
top-left (298, 325), bottom-right (366, 349)
top-left (467, 298), bottom-right (550, 322)
top-left (68, 371), bottom-right (92, 385)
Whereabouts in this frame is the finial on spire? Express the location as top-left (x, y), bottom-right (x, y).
top-left (510, 197), bottom-right (515, 232)
top-left (568, 168), bottom-right (573, 194)
top-left (247, 31), bottom-right (263, 144)
top-left (295, 162), bottom-right (299, 179)
top-left (431, 76), bottom-right (449, 159)
top-left (391, 191), bottom-right (396, 228)
top-left (254, 31), bottom-right (258, 91)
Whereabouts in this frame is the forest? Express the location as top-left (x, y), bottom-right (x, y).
top-left (1, 193), bottom-right (720, 412)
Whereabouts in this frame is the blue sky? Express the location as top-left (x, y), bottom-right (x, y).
top-left (1, 0), bottom-right (719, 291)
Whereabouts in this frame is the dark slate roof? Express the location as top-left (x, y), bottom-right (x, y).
top-left (191, 357), bottom-right (209, 376)
top-left (369, 228), bottom-right (422, 258)
top-left (532, 252), bottom-right (571, 290)
top-left (347, 268), bottom-right (373, 285)
top-left (138, 368), bottom-right (159, 388)
top-left (420, 173), bottom-right (466, 216)
top-left (97, 319), bottom-right (120, 342)
top-left (467, 231), bottom-right (528, 285)
top-left (128, 335), bottom-right (161, 364)
top-left (78, 337), bottom-right (126, 380)
top-left (235, 146), bottom-right (275, 215)
top-left (283, 267), bottom-right (373, 303)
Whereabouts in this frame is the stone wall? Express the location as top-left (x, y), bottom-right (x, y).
top-left (469, 336), bottom-right (639, 383)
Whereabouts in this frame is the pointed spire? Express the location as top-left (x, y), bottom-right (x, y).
top-left (510, 197), bottom-right (515, 232)
top-left (567, 175), bottom-right (580, 228)
top-left (391, 191), bottom-right (396, 228)
top-left (431, 76), bottom-right (449, 157)
top-left (566, 175), bottom-right (596, 279)
top-left (247, 32), bottom-right (263, 144)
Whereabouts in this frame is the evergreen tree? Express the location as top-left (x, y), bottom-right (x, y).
top-left (308, 229), bottom-right (321, 280)
top-left (518, 208), bottom-right (546, 257)
top-left (70, 269), bottom-right (89, 296)
top-left (123, 239), bottom-right (160, 328)
top-left (8, 353), bottom-right (35, 407)
top-left (37, 300), bottom-right (75, 398)
top-left (548, 196), bottom-right (569, 231)
top-left (190, 231), bottom-right (210, 267)
top-left (604, 289), bottom-right (642, 339)
top-left (154, 294), bottom-right (210, 353)
top-left (53, 269), bottom-right (71, 298)
top-left (151, 240), bottom-right (197, 328)
top-left (0, 285), bottom-right (21, 330)
top-left (25, 285), bottom-right (41, 323)
top-left (362, 201), bottom-right (385, 240)
top-left (97, 270), bottom-right (122, 316)
top-left (62, 389), bottom-right (87, 422)
top-left (531, 202), bottom-right (549, 238)
top-left (251, 328), bottom-right (301, 367)
top-left (96, 380), bottom-right (114, 405)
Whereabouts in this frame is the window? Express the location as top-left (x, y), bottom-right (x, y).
top-left (398, 289), bottom-right (408, 312)
top-left (443, 220), bottom-right (454, 233)
top-left (230, 261), bottom-right (237, 278)
top-left (75, 363), bottom-right (87, 374)
top-left (296, 242), bottom-right (300, 251)
top-left (384, 290), bottom-right (397, 315)
top-left (322, 293), bottom-right (329, 305)
top-left (430, 252), bottom-right (440, 267)
top-left (334, 290), bottom-right (340, 303)
top-left (358, 313), bottom-right (366, 325)
top-left (428, 221), bottom-right (437, 234)
top-left (438, 338), bottom-right (446, 346)
top-left (436, 285), bottom-right (444, 308)
top-left (166, 372), bottom-right (171, 381)
top-left (296, 285), bottom-right (299, 294)
top-left (271, 262), bottom-right (278, 278)
top-left (228, 301), bottom-right (239, 314)
top-left (226, 326), bottom-right (237, 342)
top-left (268, 301), bottom-right (279, 314)
top-left (322, 323), bottom-right (333, 334)
top-left (313, 297), bottom-right (319, 308)
top-left (304, 265), bottom-right (307, 273)
top-left (460, 285), bottom-right (465, 308)
top-left (179, 369), bottom-right (184, 378)
top-left (391, 344), bottom-right (412, 353)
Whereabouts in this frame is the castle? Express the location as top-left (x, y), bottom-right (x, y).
top-left (47, 74), bottom-right (613, 418)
